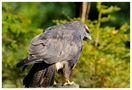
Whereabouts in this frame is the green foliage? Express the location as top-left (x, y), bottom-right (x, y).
top-left (78, 3), bottom-right (129, 88)
top-left (2, 2), bottom-right (130, 88)
top-left (2, 2), bottom-right (42, 87)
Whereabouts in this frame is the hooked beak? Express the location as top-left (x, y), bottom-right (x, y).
top-left (83, 24), bottom-right (92, 41)
top-left (86, 33), bottom-right (92, 41)
top-left (84, 33), bottom-right (92, 42)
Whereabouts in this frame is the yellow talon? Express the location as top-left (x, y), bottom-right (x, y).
top-left (63, 79), bottom-right (75, 86)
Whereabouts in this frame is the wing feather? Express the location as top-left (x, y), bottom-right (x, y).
top-left (26, 25), bottom-right (82, 64)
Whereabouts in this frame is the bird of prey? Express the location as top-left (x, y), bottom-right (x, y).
top-left (16, 21), bottom-right (91, 87)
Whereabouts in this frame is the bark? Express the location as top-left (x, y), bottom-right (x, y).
top-left (81, 2), bottom-right (91, 23)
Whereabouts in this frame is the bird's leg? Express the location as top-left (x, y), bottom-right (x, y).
top-left (63, 62), bottom-right (75, 86)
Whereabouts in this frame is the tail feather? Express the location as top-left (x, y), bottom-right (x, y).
top-left (16, 57), bottom-right (28, 67)
top-left (40, 64), bottom-right (55, 87)
top-left (16, 56), bottom-right (44, 68)
top-left (23, 62), bottom-right (55, 87)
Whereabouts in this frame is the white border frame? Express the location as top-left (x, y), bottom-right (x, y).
top-left (0, 0), bottom-right (131, 90)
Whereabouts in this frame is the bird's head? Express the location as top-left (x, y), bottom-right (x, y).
top-left (69, 21), bottom-right (92, 41)
top-left (83, 24), bottom-right (92, 41)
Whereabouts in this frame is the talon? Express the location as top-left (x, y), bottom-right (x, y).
top-left (63, 79), bottom-right (75, 86)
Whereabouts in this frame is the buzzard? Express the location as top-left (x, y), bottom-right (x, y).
top-left (16, 21), bottom-right (91, 87)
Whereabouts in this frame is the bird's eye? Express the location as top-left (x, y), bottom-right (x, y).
top-left (86, 29), bottom-right (90, 34)
top-left (84, 25), bottom-right (90, 34)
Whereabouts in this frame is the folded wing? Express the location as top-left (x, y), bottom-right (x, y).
top-left (25, 25), bottom-right (82, 65)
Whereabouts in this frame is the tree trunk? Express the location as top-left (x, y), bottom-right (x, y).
top-left (81, 2), bottom-right (91, 23)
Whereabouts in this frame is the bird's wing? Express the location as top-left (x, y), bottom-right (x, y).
top-left (24, 25), bottom-right (82, 65)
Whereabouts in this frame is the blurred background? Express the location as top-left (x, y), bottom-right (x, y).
top-left (2, 2), bottom-right (130, 88)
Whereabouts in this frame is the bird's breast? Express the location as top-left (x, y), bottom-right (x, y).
top-left (55, 61), bottom-right (67, 71)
